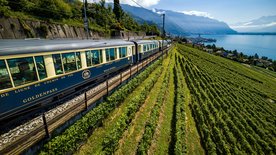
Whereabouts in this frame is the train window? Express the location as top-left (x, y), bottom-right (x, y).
top-left (7, 57), bottom-right (38, 87)
top-left (106, 48), bottom-right (116, 61)
top-left (0, 60), bottom-right (12, 90)
top-left (92, 50), bottom-right (102, 65)
top-left (52, 54), bottom-right (64, 75)
top-left (62, 52), bottom-right (77, 73)
top-left (35, 56), bottom-right (47, 80)
top-left (119, 47), bottom-right (127, 58)
top-left (76, 52), bottom-right (82, 69)
top-left (86, 51), bottom-right (92, 67)
top-left (147, 44), bottom-right (150, 51)
top-left (143, 45), bottom-right (147, 52)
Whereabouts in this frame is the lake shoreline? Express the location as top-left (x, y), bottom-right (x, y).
top-left (199, 34), bottom-right (276, 60)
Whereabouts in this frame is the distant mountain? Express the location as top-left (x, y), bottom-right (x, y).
top-left (120, 4), bottom-right (237, 35)
top-left (231, 15), bottom-right (276, 32)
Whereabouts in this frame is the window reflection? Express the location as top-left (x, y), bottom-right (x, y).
top-left (62, 52), bottom-right (77, 73)
top-left (119, 47), bottom-right (127, 58)
top-left (143, 45), bottom-right (147, 52)
top-left (35, 56), bottom-right (47, 80)
top-left (0, 60), bottom-right (12, 90)
top-left (7, 57), bottom-right (38, 87)
top-left (76, 52), bottom-right (82, 69)
top-left (53, 54), bottom-right (63, 75)
top-left (92, 50), bottom-right (102, 65)
top-left (86, 51), bottom-right (92, 67)
top-left (105, 48), bottom-right (116, 61)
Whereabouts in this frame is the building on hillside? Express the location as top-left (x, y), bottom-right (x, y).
top-left (203, 48), bottom-right (213, 53)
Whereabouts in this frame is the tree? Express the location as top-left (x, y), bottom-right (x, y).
top-left (38, 0), bottom-right (72, 19)
top-left (272, 60), bottom-right (276, 71)
top-left (0, 0), bottom-right (10, 17)
top-left (254, 53), bottom-right (259, 59)
top-left (211, 44), bottom-right (216, 49)
top-left (206, 45), bottom-right (212, 49)
top-left (69, 0), bottom-right (82, 19)
top-left (99, 0), bottom-right (105, 7)
top-left (240, 52), bottom-right (244, 58)
top-left (261, 56), bottom-right (268, 60)
top-left (6, 0), bottom-right (33, 12)
top-left (113, 0), bottom-right (123, 21)
top-left (233, 50), bottom-right (238, 57)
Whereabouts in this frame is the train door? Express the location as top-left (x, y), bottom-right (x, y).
top-left (132, 46), bottom-right (136, 62)
top-left (131, 41), bottom-right (139, 64)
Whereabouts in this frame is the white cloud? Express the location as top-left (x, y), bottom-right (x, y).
top-left (230, 22), bottom-right (276, 29)
top-left (152, 8), bottom-right (165, 15)
top-left (88, 0), bottom-right (160, 7)
top-left (180, 10), bottom-right (213, 18)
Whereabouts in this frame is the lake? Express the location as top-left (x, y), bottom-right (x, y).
top-left (200, 34), bottom-right (276, 60)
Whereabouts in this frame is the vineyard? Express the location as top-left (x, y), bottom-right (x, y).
top-left (177, 44), bottom-right (276, 155)
top-left (40, 44), bottom-right (276, 155)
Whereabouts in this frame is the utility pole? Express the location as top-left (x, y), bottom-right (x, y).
top-left (162, 13), bottom-right (165, 59)
top-left (83, 0), bottom-right (90, 39)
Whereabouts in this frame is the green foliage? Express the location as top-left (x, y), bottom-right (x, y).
top-left (38, 0), bottom-right (72, 19)
top-left (19, 19), bottom-right (35, 38)
top-left (136, 66), bottom-right (170, 155)
top-left (37, 24), bottom-right (48, 38)
top-left (7, 0), bottom-right (36, 12)
top-left (120, 13), bottom-right (140, 31)
top-left (173, 60), bottom-right (187, 154)
top-left (0, 0), bottom-right (10, 17)
top-left (2, 0), bottom-right (160, 35)
top-left (102, 66), bottom-right (162, 154)
top-left (40, 58), bottom-right (162, 154)
top-left (141, 22), bottom-right (160, 35)
top-left (177, 44), bottom-right (276, 154)
top-left (113, 0), bottom-right (123, 22)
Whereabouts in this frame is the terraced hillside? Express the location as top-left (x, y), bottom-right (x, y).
top-left (177, 44), bottom-right (276, 154)
top-left (41, 44), bottom-right (276, 155)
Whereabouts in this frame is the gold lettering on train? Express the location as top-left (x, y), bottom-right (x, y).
top-left (43, 78), bottom-right (59, 85)
top-left (104, 67), bottom-right (116, 73)
top-left (0, 93), bottom-right (9, 98)
top-left (15, 86), bottom-right (31, 94)
top-left (22, 88), bottom-right (58, 103)
top-left (67, 74), bottom-right (74, 77)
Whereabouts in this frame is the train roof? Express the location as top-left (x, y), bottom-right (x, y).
top-left (133, 40), bottom-right (159, 45)
top-left (0, 39), bottom-right (135, 56)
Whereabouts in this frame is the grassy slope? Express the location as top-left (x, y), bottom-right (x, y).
top-left (115, 55), bottom-right (171, 154)
top-left (178, 44), bottom-right (276, 154)
top-left (72, 44), bottom-right (275, 154)
top-left (181, 45), bottom-right (276, 100)
top-left (147, 50), bottom-right (175, 154)
top-left (75, 62), bottom-right (163, 155)
top-left (175, 51), bottom-right (205, 155)
top-left (251, 65), bottom-right (276, 79)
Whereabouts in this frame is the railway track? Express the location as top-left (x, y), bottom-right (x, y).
top-left (0, 50), bottom-right (168, 155)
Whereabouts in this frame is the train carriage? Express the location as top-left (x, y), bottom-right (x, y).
top-left (0, 39), bottom-right (135, 121)
top-left (135, 40), bottom-right (160, 61)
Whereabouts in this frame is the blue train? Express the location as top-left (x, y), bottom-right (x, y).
top-left (0, 39), bottom-right (170, 121)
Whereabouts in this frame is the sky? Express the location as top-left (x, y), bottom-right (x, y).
top-left (91, 0), bottom-right (276, 25)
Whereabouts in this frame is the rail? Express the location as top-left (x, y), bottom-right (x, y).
top-left (0, 47), bottom-right (171, 155)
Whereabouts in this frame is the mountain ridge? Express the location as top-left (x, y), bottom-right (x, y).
top-left (120, 4), bottom-right (237, 35)
top-left (231, 15), bottom-right (276, 32)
